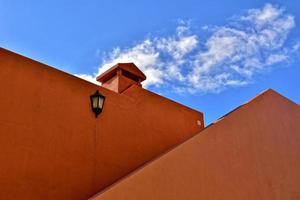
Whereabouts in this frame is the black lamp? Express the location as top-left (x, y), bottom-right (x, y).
top-left (90, 90), bottom-right (105, 118)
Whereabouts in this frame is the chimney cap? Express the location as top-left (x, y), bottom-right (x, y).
top-left (96, 63), bottom-right (146, 83)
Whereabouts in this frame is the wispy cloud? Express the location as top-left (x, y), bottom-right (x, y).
top-left (76, 4), bottom-right (297, 93)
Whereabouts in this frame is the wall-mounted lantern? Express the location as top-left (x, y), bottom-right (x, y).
top-left (90, 90), bottom-right (105, 118)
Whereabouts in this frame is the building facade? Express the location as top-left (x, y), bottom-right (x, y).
top-left (0, 48), bottom-right (203, 200)
top-left (1, 47), bottom-right (299, 200)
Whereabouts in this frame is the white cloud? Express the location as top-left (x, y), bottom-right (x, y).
top-left (91, 25), bottom-right (198, 87)
top-left (292, 41), bottom-right (300, 52)
top-left (242, 3), bottom-right (283, 27)
top-left (99, 40), bottom-right (162, 87)
top-left (156, 27), bottom-right (198, 60)
top-left (78, 4), bottom-right (297, 94)
top-left (266, 54), bottom-right (287, 65)
top-left (186, 4), bottom-right (295, 92)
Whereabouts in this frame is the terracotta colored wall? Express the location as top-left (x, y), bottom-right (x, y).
top-left (0, 48), bottom-right (204, 200)
top-left (92, 90), bottom-right (300, 200)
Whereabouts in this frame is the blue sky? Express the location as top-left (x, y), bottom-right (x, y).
top-left (1, 0), bottom-right (299, 125)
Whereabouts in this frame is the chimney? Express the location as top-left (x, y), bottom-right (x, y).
top-left (96, 63), bottom-right (146, 93)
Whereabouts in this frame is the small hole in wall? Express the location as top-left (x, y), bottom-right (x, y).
top-left (197, 120), bottom-right (202, 126)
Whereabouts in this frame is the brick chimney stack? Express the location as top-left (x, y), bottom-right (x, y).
top-left (96, 63), bottom-right (146, 93)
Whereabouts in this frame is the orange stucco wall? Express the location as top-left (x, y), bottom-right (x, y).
top-left (0, 48), bottom-right (204, 200)
top-left (92, 90), bottom-right (300, 200)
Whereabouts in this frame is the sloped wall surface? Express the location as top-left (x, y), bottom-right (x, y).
top-left (92, 90), bottom-right (300, 200)
top-left (0, 48), bottom-right (203, 200)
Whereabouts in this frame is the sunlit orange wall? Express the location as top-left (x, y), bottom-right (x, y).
top-left (0, 48), bottom-right (204, 200)
top-left (92, 90), bottom-right (300, 200)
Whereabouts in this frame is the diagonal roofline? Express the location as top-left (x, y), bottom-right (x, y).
top-left (0, 47), bottom-right (101, 87)
top-left (89, 88), bottom-right (299, 199)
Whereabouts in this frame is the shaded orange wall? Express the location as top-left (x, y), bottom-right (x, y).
top-left (0, 48), bottom-right (204, 200)
top-left (92, 90), bottom-right (300, 200)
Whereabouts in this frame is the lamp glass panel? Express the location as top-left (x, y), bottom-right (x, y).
top-left (92, 97), bottom-right (99, 108)
top-left (98, 98), bottom-right (104, 109)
